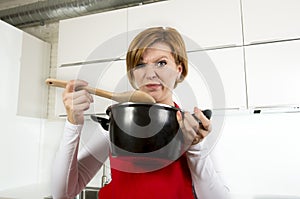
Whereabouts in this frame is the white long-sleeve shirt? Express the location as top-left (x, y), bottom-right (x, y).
top-left (51, 120), bottom-right (230, 199)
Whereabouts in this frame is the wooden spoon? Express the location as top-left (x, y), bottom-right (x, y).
top-left (45, 78), bottom-right (156, 103)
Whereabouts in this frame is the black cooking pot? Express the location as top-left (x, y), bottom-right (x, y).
top-left (91, 102), bottom-right (211, 160)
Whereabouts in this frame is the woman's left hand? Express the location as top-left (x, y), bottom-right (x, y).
top-left (176, 107), bottom-right (212, 147)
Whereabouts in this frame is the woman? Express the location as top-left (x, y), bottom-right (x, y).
top-left (51, 27), bottom-right (230, 199)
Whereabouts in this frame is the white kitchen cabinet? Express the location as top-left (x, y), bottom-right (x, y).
top-left (17, 32), bottom-right (50, 118)
top-left (0, 20), bottom-right (50, 118)
top-left (55, 60), bottom-right (128, 116)
top-left (242, 0), bottom-right (300, 45)
top-left (127, 0), bottom-right (243, 51)
top-left (57, 0), bottom-right (243, 64)
top-left (57, 8), bottom-right (127, 66)
top-left (0, 20), bottom-right (22, 116)
top-left (245, 40), bottom-right (300, 109)
top-left (175, 47), bottom-right (246, 111)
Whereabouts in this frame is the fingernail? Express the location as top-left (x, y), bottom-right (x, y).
top-left (194, 107), bottom-right (198, 113)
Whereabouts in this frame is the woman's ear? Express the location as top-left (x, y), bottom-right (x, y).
top-left (177, 64), bottom-right (183, 80)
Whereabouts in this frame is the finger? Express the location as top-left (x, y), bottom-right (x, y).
top-left (176, 110), bottom-right (183, 127)
top-left (184, 112), bottom-right (200, 131)
top-left (73, 102), bottom-right (91, 112)
top-left (192, 135), bottom-right (202, 145)
top-left (194, 107), bottom-right (211, 130)
top-left (72, 90), bottom-right (94, 103)
top-left (198, 128), bottom-right (210, 138)
top-left (177, 111), bottom-right (194, 133)
top-left (177, 111), bottom-right (198, 145)
top-left (63, 90), bottom-right (93, 114)
top-left (65, 79), bottom-right (89, 93)
top-left (73, 91), bottom-right (94, 105)
top-left (185, 108), bottom-right (212, 145)
top-left (183, 112), bottom-right (205, 145)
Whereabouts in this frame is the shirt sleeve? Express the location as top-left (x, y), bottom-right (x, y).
top-left (51, 120), bottom-right (110, 199)
top-left (186, 142), bottom-right (230, 199)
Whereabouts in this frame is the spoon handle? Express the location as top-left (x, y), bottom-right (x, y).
top-left (45, 78), bottom-right (156, 103)
top-left (45, 78), bottom-right (113, 99)
top-left (45, 78), bottom-right (67, 88)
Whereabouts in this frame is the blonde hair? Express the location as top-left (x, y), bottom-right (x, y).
top-left (126, 27), bottom-right (188, 88)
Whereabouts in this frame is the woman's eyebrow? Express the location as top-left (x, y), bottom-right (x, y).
top-left (140, 55), bottom-right (169, 63)
top-left (153, 56), bottom-right (169, 62)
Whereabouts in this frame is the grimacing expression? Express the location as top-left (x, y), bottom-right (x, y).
top-left (131, 42), bottom-right (182, 105)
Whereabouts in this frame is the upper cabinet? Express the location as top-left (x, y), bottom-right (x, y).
top-left (17, 32), bottom-right (50, 118)
top-left (0, 20), bottom-right (23, 116)
top-left (245, 40), bottom-right (300, 109)
top-left (55, 1), bottom-right (300, 113)
top-left (55, 60), bottom-right (128, 116)
top-left (0, 20), bottom-right (50, 118)
top-left (175, 47), bottom-right (246, 111)
top-left (242, 0), bottom-right (300, 44)
top-left (57, 8), bottom-right (127, 66)
top-left (127, 0), bottom-right (243, 51)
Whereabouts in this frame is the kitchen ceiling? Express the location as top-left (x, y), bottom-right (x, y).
top-left (0, 0), bottom-right (167, 27)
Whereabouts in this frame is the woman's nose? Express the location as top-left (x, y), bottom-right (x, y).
top-left (144, 65), bottom-right (158, 80)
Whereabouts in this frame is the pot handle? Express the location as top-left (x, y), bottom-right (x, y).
top-left (90, 115), bottom-right (109, 131)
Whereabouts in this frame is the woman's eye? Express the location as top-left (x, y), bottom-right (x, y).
top-left (156, 60), bottom-right (167, 67)
top-left (135, 63), bottom-right (146, 69)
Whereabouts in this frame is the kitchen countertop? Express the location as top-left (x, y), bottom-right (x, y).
top-left (0, 183), bottom-right (51, 199)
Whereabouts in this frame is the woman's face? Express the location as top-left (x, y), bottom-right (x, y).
top-left (131, 42), bottom-right (182, 105)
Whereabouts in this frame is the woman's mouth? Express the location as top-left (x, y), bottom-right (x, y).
top-left (145, 83), bottom-right (162, 90)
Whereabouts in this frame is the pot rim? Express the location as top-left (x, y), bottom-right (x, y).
top-left (106, 102), bottom-right (182, 115)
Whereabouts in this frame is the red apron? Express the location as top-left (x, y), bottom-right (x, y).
top-left (98, 154), bottom-right (195, 199)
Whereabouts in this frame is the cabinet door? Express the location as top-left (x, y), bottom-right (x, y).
top-left (17, 32), bottom-right (50, 118)
top-left (175, 47), bottom-right (246, 111)
top-left (0, 20), bottom-right (23, 115)
top-left (0, 20), bottom-right (50, 118)
top-left (242, 0), bottom-right (300, 44)
top-left (245, 40), bottom-right (300, 108)
top-left (128, 0), bottom-right (243, 51)
top-left (57, 8), bottom-right (127, 66)
top-left (55, 60), bottom-right (128, 116)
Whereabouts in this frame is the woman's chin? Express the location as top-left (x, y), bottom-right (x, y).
top-left (147, 93), bottom-right (162, 103)
top-left (150, 94), bottom-right (160, 102)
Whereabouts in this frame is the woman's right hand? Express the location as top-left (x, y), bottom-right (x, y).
top-left (62, 80), bottom-right (94, 125)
